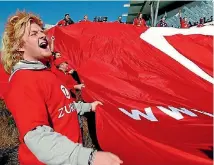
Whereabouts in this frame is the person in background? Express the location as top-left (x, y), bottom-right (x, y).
top-left (157, 16), bottom-right (168, 27)
top-left (207, 15), bottom-right (213, 22)
top-left (203, 17), bottom-right (206, 23)
top-left (57, 13), bottom-right (75, 26)
top-left (81, 15), bottom-right (90, 22)
top-left (179, 10), bottom-right (189, 28)
top-left (115, 16), bottom-right (124, 23)
top-left (133, 13), bottom-right (147, 27)
top-left (1, 10), bottom-right (123, 165)
top-left (197, 18), bottom-right (205, 27)
top-left (50, 36), bottom-right (82, 86)
top-left (53, 57), bottom-right (84, 93)
top-left (188, 21), bottom-right (193, 27)
top-left (93, 16), bottom-right (98, 22)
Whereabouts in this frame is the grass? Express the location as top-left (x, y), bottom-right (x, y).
top-left (0, 99), bottom-right (19, 165)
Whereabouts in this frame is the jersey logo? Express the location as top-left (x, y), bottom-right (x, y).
top-left (60, 85), bottom-right (70, 99)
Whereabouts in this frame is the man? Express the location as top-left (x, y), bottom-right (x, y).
top-left (1, 11), bottom-right (123, 165)
top-left (81, 15), bottom-right (90, 22)
top-left (197, 18), bottom-right (205, 27)
top-left (57, 13), bottom-right (75, 26)
top-left (157, 17), bottom-right (168, 27)
top-left (115, 16), bottom-right (123, 24)
top-left (179, 10), bottom-right (189, 28)
top-left (93, 16), bottom-right (98, 22)
top-left (53, 57), bottom-right (84, 92)
top-left (133, 13), bottom-right (147, 27)
top-left (50, 36), bottom-right (82, 85)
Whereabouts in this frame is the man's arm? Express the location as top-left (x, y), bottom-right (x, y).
top-left (69, 18), bottom-right (75, 24)
top-left (179, 9), bottom-right (182, 18)
top-left (74, 101), bottom-right (92, 115)
top-left (24, 125), bottom-right (94, 165)
top-left (74, 101), bottom-right (103, 115)
top-left (50, 36), bottom-right (55, 52)
top-left (71, 70), bottom-right (81, 84)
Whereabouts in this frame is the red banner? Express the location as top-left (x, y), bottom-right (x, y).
top-left (47, 23), bottom-right (213, 165)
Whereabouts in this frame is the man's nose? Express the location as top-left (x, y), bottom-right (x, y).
top-left (39, 31), bottom-right (46, 38)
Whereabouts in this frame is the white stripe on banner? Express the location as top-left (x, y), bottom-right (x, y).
top-left (140, 26), bottom-right (214, 84)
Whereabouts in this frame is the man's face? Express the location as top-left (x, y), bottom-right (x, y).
top-left (84, 15), bottom-right (88, 20)
top-left (55, 52), bottom-right (61, 58)
top-left (59, 62), bottom-right (68, 72)
top-left (21, 23), bottom-right (51, 61)
top-left (65, 15), bottom-right (70, 20)
top-left (139, 14), bottom-right (142, 19)
top-left (162, 17), bottom-right (166, 21)
top-left (118, 17), bottom-right (122, 21)
top-left (184, 17), bottom-right (187, 22)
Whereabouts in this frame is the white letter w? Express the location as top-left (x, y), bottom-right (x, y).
top-left (118, 108), bottom-right (158, 121)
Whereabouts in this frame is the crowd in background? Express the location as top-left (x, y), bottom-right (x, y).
top-left (56, 8), bottom-right (213, 29)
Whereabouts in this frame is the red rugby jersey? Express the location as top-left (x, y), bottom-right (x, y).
top-left (5, 69), bottom-right (80, 165)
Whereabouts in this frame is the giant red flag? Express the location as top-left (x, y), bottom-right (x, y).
top-left (46, 23), bottom-right (213, 165)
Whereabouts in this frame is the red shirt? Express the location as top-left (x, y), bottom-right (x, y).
top-left (57, 19), bottom-right (66, 26)
top-left (5, 69), bottom-right (80, 165)
top-left (133, 18), bottom-right (147, 27)
top-left (197, 24), bottom-right (204, 27)
top-left (180, 17), bottom-right (189, 28)
top-left (80, 19), bottom-right (90, 22)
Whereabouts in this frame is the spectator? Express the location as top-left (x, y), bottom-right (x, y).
top-left (1, 11), bottom-right (123, 165)
top-left (157, 16), bottom-right (168, 27)
top-left (81, 15), bottom-right (90, 22)
top-left (50, 36), bottom-right (81, 85)
top-left (188, 21), bottom-right (193, 27)
top-left (93, 16), bottom-right (98, 22)
top-left (179, 10), bottom-right (189, 28)
top-left (203, 17), bottom-right (206, 23)
top-left (133, 13), bottom-right (147, 27)
top-left (197, 18), bottom-right (205, 27)
top-left (52, 51), bottom-right (61, 59)
top-left (102, 17), bottom-right (108, 22)
top-left (53, 57), bottom-right (84, 92)
top-left (115, 16), bottom-right (124, 23)
top-left (57, 13), bottom-right (75, 26)
top-left (97, 16), bottom-right (102, 22)
top-left (207, 15), bottom-right (213, 22)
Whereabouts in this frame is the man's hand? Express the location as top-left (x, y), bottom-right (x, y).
top-left (91, 101), bottom-right (103, 112)
top-left (74, 84), bottom-right (85, 90)
top-left (93, 151), bottom-right (123, 165)
top-left (51, 36), bottom-right (55, 40)
top-left (68, 69), bottom-right (74, 74)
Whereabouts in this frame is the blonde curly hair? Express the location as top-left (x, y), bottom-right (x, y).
top-left (1, 10), bottom-right (43, 74)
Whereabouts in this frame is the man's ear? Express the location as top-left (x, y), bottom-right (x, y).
top-left (17, 41), bottom-right (25, 52)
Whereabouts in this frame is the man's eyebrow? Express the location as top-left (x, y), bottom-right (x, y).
top-left (30, 30), bottom-right (38, 33)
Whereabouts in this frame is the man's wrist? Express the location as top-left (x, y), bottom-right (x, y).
top-left (88, 149), bottom-right (97, 165)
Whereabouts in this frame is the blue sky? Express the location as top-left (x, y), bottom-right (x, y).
top-left (0, 1), bottom-right (129, 42)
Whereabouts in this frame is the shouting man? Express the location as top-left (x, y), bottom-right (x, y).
top-left (1, 11), bottom-right (123, 165)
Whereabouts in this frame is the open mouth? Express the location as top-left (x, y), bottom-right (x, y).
top-left (39, 38), bottom-right (48, 49)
